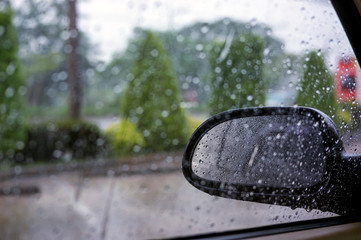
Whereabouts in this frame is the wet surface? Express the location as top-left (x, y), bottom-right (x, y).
top-left (0, 170), bottom-right (335, 240)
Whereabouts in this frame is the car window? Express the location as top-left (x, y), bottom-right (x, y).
top-left (1, 0), bottom-right (358, 239)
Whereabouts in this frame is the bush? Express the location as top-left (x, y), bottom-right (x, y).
top-left (20, 120), bottom-right (106, 163)
top-left (121, 32), bottom-right (189, 151)
top-left (104, 116), bottom-right (204, 157)
top-left (337, 103), bottom-right (361, 130)
top-left (105, 119), bottom-right (144, 156)
top-left (295, 51), bottom-right (340, 125)
top-left (187, 116), bottom-right (204, 136)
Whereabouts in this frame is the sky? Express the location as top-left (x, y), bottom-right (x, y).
top-left (77, 0), bottom-right (353, 64)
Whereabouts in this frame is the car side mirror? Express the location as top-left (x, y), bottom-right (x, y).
top-left (182, 107), bottom-right (361, 214)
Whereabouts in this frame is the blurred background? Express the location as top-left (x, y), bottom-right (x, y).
top-left (0, 0), bottom-right (359, 239)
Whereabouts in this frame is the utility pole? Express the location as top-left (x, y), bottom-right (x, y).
top-left (67, 0), bottom-right (81, 119)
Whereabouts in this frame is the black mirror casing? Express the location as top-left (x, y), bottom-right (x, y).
top-left (182, 107), bottom-right (361, 214)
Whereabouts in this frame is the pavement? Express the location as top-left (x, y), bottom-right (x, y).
top-left (0, 151), bottom-right (337, 240)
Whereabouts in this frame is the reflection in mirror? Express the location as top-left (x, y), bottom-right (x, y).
top-left (192, 115), bottom-right (327, 188)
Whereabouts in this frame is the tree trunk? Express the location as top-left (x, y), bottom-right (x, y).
top-left (67, 0), bottom-right (81, 119)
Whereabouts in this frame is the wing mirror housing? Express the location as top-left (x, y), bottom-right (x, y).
top-left (182, 107), bottom-right (361, 215)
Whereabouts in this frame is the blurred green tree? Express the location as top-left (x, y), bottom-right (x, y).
top-left (295, 51), bottom-right (338, 121)
top-left (0, 4), bottom-right (27, 160)
top-left (208, 34), bottom-right (266, 115)
top-left (121, 32), bottom-right (189, 151)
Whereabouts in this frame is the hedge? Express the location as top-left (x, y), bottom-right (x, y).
top-left (19, 120), bottom-right (106, 163)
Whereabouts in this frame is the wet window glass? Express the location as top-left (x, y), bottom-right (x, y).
top-left (0, 0), bottom-right (358, 239)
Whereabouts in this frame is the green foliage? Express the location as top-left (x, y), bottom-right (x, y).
top-left (14, 0), bottom-right (67, 106)
top-left (26, 52), bottom-right (64, 75)
top-left (0, 5), bottom-right (27, 161)
top-left (121, 32), bottom-right (189, 151)
top-left (187, 116), bottom-right (204, 136)
top-left (336, 103), bottom-right (361, 130)
top-left (104, 116), bottom-right (204, 157)
top-left (105, 119), bottom-right (145, 156)
top-left (208, 34), bottom-right (266, 115)
top-left (14, 0), bottom-right (94, 107)
top-left (25, 105), bottom-right (68, 119)
top-left (99, 20), bottom-right (286, 113)
top-left (85, 53), bottom-right (134, 114)
top-left (295, 51), bottom-right (339, 124)
top-left (22, 120), bottom-right (106, 162)
top-left (25, 52), bottom-right (67, 106)
top-left (83, 104), bottom-right (119, 117)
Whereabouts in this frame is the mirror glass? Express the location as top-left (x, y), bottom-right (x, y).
top-left (192, 114), bottom-right (327, 188)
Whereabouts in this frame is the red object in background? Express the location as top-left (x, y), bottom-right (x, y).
top-left (335, 57), bottom-right (358, 103)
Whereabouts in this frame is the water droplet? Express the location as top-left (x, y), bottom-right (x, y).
top-left (150, 49), bottom-right (159, 57)
top-left (196, 44), bottom-right (203, 51)
top-left (161, 110), bottom-right (169, 118)
top-left (176, 35), bottom-right (184, 42)
top-left (5, 87), bottom-right (14, 98)
top-left (201, 26), bottom-right (209, 34)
